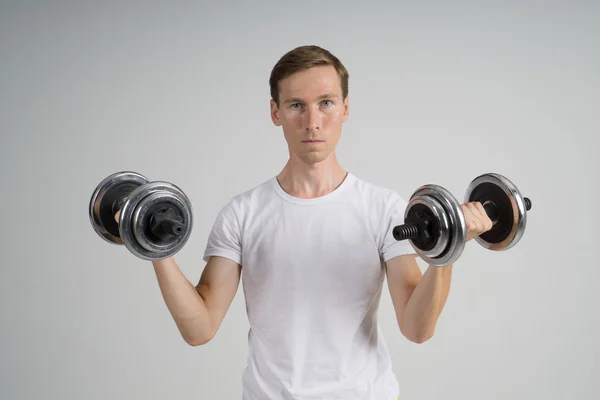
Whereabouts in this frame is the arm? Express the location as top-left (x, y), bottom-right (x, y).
top-left (152, 255), bottom-right (241, 346)
top-left (115, 210), bottom-right (242, 346)
top-left (384, 202), bottom-right (492, 343)
top-left (385, 254), bottom-right (452, 343)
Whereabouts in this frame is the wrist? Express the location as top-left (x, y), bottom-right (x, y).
top-left (427, 263), bottom-right (453, 276)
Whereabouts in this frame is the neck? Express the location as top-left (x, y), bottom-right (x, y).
top-left (276, 153), bottom-right (347, 199)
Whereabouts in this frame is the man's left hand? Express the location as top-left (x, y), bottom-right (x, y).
top-left (461, 202), bottom-right (493, 242)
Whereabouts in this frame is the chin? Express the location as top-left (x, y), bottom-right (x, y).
top-left (300, 152), bottom-right (330, 164)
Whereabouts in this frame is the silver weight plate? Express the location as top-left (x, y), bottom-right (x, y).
top-left (132, 191), bottom-right (192, 253)
top-left (405, 195), bottom-right (450, 259)
top-left (119, 181), bottom-right (193, 260)
top-left (464, 173), bottom-right (527, 251)
top-left (409, 184), bottom-right (467, 266)
top-left (89, 171), bottom-right (150, 245)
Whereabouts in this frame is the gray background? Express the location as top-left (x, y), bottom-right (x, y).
top-left (1, 1), bottom-right (598, 399)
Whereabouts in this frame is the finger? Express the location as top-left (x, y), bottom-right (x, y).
top-left (473, 202), bottom-right (485, 214)
top-left (462, 203), bottom-right (477, 217)
top-left (470, 203), bottom-right (487, 227)
top-left (461, 205), bottom-right (481, 240)
top-left (461, 204), bottom-right (478, 230)
top-left (466, 203), bottom-right (485, 232)
top-left (468, 202), bottom-right (482, 216)
top-left (461, 204), bottom-right (475, 219)
top-left (474, 202), bottom-right (493, 230)
top-left (464, 202), bottom-right (479, 219)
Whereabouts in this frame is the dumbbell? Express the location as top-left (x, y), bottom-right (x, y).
top-left (88, 171), bottom-right (193, 260)
top-left (392, 173), bottom-right (531, 266)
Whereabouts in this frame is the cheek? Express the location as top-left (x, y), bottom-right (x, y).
top-left (282, 112), bottom-right (301, 127)
top-left (277, 117), bottom-right (294, 132)
top-left (326, 107), bottom-right (344, 121)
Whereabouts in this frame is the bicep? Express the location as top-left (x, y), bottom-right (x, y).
top-left (385, 254), bottom-right (422, 325)
top-left (195, 256), bottom-right (241, 330)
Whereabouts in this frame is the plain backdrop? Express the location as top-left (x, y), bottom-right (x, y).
top-left (1, 1), bottom-right (598, 399)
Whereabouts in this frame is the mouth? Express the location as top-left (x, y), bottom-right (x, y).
top-left (302, 140), bottom-right (324, 143)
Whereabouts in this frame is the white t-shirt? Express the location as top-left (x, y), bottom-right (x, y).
top-left (203, 172), bottom-right (416, 400)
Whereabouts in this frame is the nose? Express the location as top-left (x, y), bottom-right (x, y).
top-left (305, 105), bottom-right (321, 131)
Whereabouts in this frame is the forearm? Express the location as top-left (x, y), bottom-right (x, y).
top-left (402, 264), bottom-right (453, 343)
top-left (152, 257), bottom-right (213, 345)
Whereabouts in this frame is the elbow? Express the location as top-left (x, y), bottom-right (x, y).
top-left (186, 337), bottom-right (211, 346)
top-left (181, 324), bottom-right (216, 347)
top-left (184, 332), bottom-right (214, 346)
top-left (407, 331), bottom-right (434, 344)
top-left (399, 320), bottom-right (434, 344)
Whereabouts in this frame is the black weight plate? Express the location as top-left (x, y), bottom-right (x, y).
top-left (467, 182), bottom-right (513, 244)
top-left (89, 171), bottom-right (150, 244)
top-left (407, 184), bottom-right (466, 266)
top-left (404, 195), bottom-right (450, 258)
top-left (465, 173), bottom-right (528, 251)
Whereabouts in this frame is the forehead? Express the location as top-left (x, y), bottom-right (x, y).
top-left (279, 65), bottom-right (342, 99)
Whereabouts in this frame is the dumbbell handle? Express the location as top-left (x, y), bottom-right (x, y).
top-left (393, 197), bottom-right (532, 242)
top-left (150, 208), bottom-right (186, 238)
top-left (151, 213), bottom-right (185, 237)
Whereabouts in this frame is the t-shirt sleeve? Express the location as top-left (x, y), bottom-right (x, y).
top-left (380, 191), bottom-right (417, 262)
top-left (202, 199), bottom-right (242, 265)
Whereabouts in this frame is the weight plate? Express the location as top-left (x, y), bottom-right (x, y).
top-left (465, 173), bottom-right (528, 251)
top-left (404, 195), bottom-right (450, 259)
top-left (119, 181), bottom-right (193, 260)
top-left (409, 184), bottom-right (467, 266)
top-left (89, 171), bottom-right (150, 245)
top-left (132, 191), bottom-right (192, 253)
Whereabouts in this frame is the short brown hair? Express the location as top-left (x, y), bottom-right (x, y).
top-left (269, 45), bottom-right (349, 107)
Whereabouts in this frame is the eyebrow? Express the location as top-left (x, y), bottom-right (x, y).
top-left (283, 93), bottom-right (339, 105)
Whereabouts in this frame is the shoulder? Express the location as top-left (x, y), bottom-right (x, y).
top-left (349, 174), bottom-right (413, 251)
top-left (217, 176), bottom-right (274, 215)
top-left (349, 173), bottom-right (409, 209)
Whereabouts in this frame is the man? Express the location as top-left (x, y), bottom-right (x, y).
top-left (150, 45), bottom-right (492, 400)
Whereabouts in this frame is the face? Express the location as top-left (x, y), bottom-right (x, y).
top-left (270, 65), bottom-right (349, 165)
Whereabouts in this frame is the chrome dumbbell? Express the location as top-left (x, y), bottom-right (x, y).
top-left (89, 171), bottom-right (193, 260)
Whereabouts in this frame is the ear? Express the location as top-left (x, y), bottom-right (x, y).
top-left (342, 95), bottom-right (349, 123)
top-left (270, 99), bottom-right (282, 126)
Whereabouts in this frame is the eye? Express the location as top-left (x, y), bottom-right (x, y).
top-left (322, 100), bottom-right (332, 106)
top-left (290, 103), bottom-right (302, 109)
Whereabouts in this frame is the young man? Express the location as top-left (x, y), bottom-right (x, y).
top-left (151, 45), bottom-right (492, 400)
